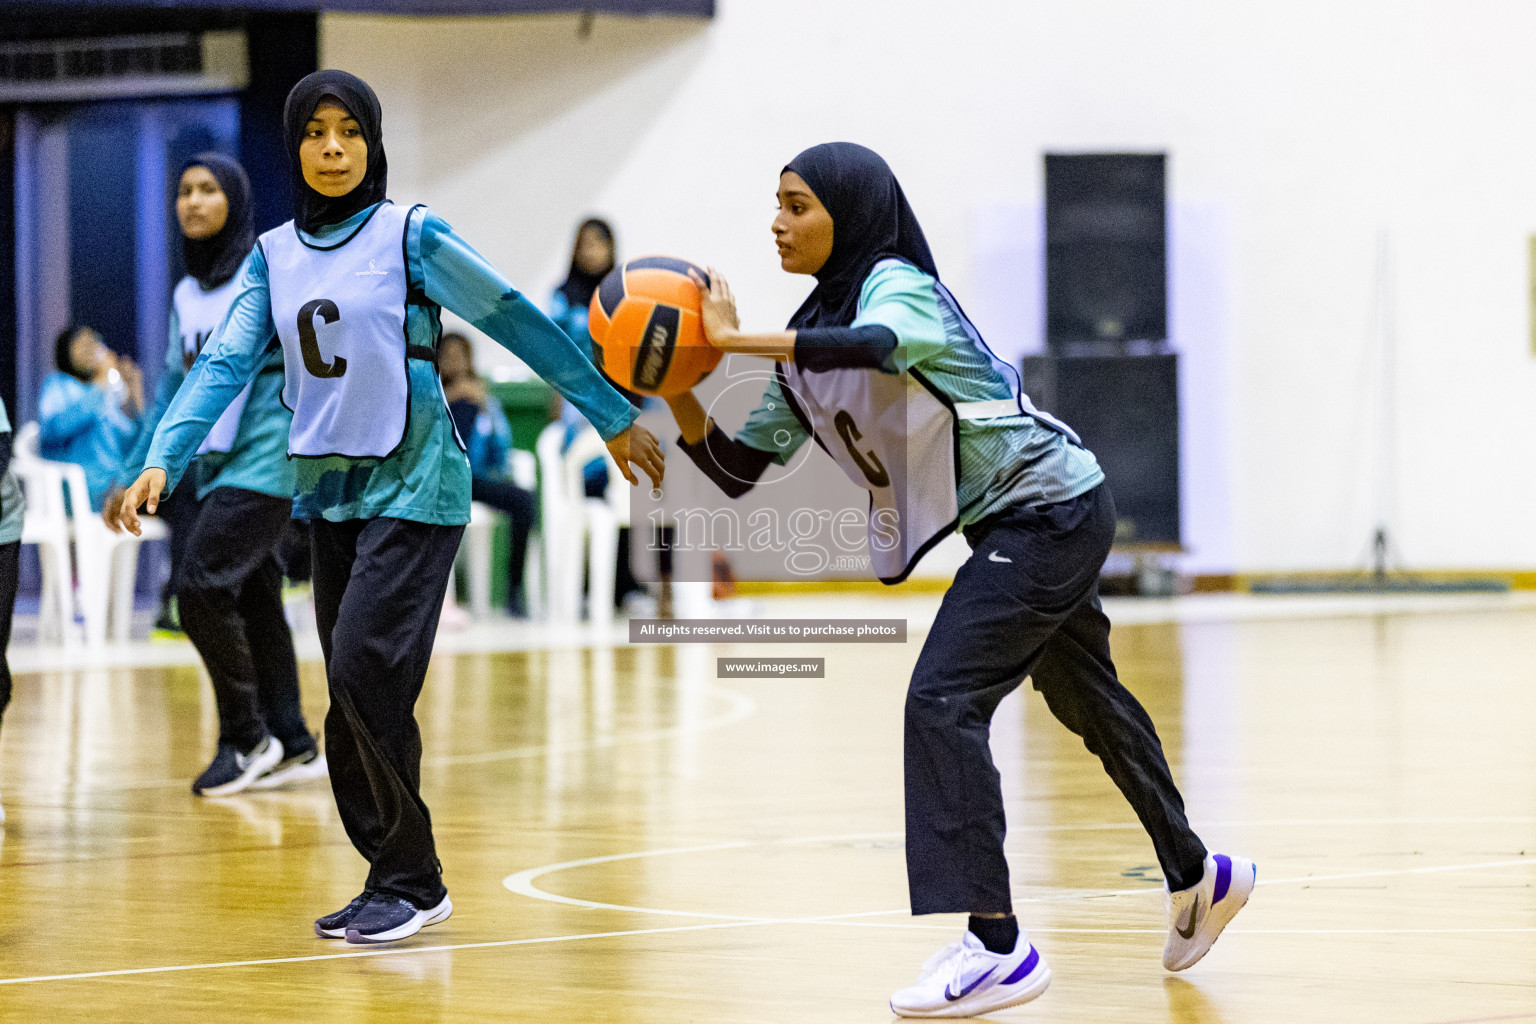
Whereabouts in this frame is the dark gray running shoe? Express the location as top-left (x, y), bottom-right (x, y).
top-left (193, 736), bottom-right (284, 797)
top-left (315, 890), bottom-right (375, 938)
top-left (344, 892), bottom-right (452, 944)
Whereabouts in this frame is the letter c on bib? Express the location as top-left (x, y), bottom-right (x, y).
top-left (834, 410), bottom-right (890, 488)
top-left (297, 298), bottom-right (347, 379)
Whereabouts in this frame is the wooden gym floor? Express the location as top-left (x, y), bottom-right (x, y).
top-left (0, 595), bottom-right (1533, 1022)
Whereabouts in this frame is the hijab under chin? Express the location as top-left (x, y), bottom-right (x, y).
top-left (282, 69), bottom-right (388, 233)
top-left (181, 152), bottom-right (255, 289)
top-left (783, 142), bottom-right (938, 331)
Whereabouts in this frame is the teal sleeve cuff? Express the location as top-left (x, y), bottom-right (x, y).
top-left (120, 358), bottom-right (185, 488)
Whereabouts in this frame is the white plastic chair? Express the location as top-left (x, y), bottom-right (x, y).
top-left (14, 421), bottom-right (165, 645)
top-left (511, 449), bottom-right (544, 619)
top-left (536, 423), bottom-right (627, 626)
top-left (458, 500), bottom-right (501, 620)
top-left (455, 448), bottom-right (541, 620)
top-left (64, 463), bottom-right (166, 645)
top-left (13, 424), bottom-right (77, 644)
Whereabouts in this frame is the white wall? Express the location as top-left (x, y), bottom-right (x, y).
top-left (324, 0), bottom-right (1536, 575)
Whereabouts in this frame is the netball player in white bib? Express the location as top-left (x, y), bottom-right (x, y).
top-left (666, 143), bottom-right (1254, 1017)
top-left (120, 71), bottom-right (664, 945)
top-left (109, 153), bottom-right (320, 798)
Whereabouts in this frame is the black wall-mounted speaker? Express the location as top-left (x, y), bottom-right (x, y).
top-left (1021, 353), bottom-right (1180, 546)
top-left (1045, 153), bottom-right (1166, 347)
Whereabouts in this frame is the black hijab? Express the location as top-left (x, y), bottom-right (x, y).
top-left (282, 70), bottom-right (388, 233)
top-left (54, 326), bottom-right (92, 382)
top-left (180, 152), bottom-right (255, 289)
top-left (557, 218), bottom-right (616, 310)
top-left (783, 142), bottom-right (938, 330)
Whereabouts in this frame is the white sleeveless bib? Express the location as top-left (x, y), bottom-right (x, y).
top-left (780, 260), bottom-right (1080, 584)
top-left (780, 360), bottom-right (959, 584)
top-left (261, 202), bottom-right (417, 459)
top-left (173, 275), bottom-right (251, 455)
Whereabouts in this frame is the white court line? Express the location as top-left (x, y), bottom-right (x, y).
top-left (503, 842), bottom-right (761, 918)
top-left (11, 914), bottom-right (1532, 987)
top-left (1257, 858), bottom-right (1536, 889)
top-left (0, 921), bottom-right (766, 987)
top-left (505, 836), bottom-right (1536, 921)
top-left (9, 855), bottom-right (1536, 989)
top-left (1057, 856), bottom-right (1536, 902)
top-left (0, 908), bottom-right (913, 988)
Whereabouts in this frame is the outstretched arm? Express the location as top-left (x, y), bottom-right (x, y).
top-left (119, 309), bottom-right (189, 486)
top-left (117, 249), bottom-right (275, 535)
top-left (413, 210), bottom-right (662, 488)
top-left (106, 310), bottom-right (190, 528)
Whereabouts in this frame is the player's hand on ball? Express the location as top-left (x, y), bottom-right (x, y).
top-left (608, 424), bottom-right (665, 489)
top-left (689, 267), bottom-right (739, 348)
top-left (115, 468), bottom-right (166, 537)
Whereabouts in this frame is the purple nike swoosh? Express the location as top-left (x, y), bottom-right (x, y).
top-left (945, 966), bottom-right (997, 1001)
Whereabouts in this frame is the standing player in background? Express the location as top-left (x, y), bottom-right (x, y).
top-left (118, 70), bottom-right (663, 945)
top-left (107, 153), bottom-right (322, 797)
top-left (546, 217), bottom-right (618, 367)
top-left (0, 396), bottom-right (23, 823)
top-left (666, 142), bottom-right (1255, 1017)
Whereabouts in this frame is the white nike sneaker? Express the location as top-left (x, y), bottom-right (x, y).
top-left (890, 930), bottom-right (1051, 1018)
top-left (1164, 852), bottom-right (1257, 971)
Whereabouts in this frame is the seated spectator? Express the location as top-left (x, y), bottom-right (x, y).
top-left (438, 333), bottom-right (535, 617)
top-left (38, 325), bottom-right (143, 510)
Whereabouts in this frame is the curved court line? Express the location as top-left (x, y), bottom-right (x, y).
top-left (503, 842), bottom-right (765, 919)
top-left (505, 833), bottom-right (1536, 921)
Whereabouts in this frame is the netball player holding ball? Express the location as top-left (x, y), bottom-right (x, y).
top-left (119, 70), bottom-right (663, 945)
top-left (662, 142), bottom-right (1254, 1017)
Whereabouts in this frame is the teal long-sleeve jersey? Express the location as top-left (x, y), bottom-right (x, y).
top-left (120, 281), bottom-right (293, 501)
top-left (144, 203), bottom-right (638, 524)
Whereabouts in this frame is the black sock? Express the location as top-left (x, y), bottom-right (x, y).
top-left (1166, 857), bottom-right (1207, 893)
top-left (967, 914), bottom-right (1019, 954)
